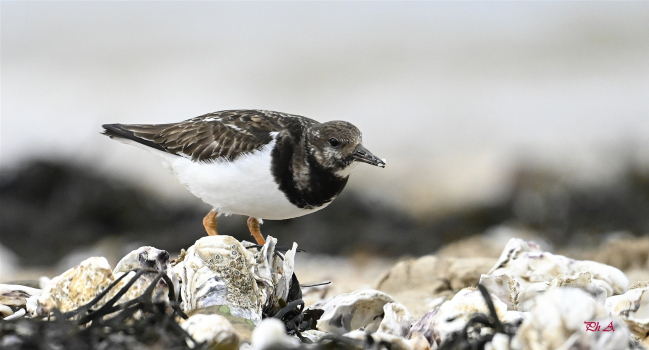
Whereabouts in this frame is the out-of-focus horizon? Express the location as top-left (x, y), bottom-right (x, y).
top-left (3, 2), bottom-right (648, 214)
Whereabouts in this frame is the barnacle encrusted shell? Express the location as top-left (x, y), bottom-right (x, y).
top-left (408, 287), bottom-right (507, 347)
top-left (515, 287), bottom-right (630, 350)
top-left (307, 289), bottom-right (395, 335)
top-left (605, 286), bottom-right (649, 347)
top-left (173, 236), bottom-right (262, 324)
top-left (180, 314), bottom-right (240, 350)
top-left (37, 257), bottom-right (116, 315)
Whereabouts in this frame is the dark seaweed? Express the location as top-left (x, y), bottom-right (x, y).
top-left (269, 273), bottom-right (324, 343)
top-left (438, 284), bottom-right (519, 350)
top-left (0, 269), bottom-right (202, 350)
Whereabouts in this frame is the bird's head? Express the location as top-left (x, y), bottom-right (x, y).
top-left (307, 121), bottom-right (385, 176)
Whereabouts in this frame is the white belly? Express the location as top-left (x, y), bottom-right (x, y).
top-left (166, 141), bottom-right (325, 220)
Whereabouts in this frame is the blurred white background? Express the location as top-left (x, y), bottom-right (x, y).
top-left (3, 1), bottom-right (649, 214)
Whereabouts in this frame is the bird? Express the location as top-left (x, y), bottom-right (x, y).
top-left (102, 109), bottom-right (385, 245)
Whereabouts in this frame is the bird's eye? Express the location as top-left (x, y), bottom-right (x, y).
top-left (328, 138), bottom-right (340, 147)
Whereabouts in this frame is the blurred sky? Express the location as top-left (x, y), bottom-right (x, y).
top-left (2, 2), bottom-right (649, 214)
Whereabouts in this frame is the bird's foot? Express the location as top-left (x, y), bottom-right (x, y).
top-left (203, 210), bottom-right (219, 236)
top-left (247, 217), bottom-right (266, 245)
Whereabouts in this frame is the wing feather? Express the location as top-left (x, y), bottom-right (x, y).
top-left (102, 109), bottom-right (316, 162)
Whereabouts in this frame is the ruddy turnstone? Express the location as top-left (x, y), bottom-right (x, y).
top-left (102, 109), bottom-right (385, 245)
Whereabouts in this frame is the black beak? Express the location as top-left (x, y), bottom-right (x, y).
top-left (351, 144), bottom-right (386, 168)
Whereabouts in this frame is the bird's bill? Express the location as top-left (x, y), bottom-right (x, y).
top-left (351, 144), bottom-right (386, 168)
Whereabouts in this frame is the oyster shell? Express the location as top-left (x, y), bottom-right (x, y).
top-left (407, 287), bottom-right (507, 347)
top-left (249, 318), bottom-right (299, 350)
top-left (1, 284), bottom-right (42, 319)
top-left (113, 246), bottom-right (177, 303)
top-left (180, 313), bottom-right (240, 350)
top-left (515, 287), bottom-right (630, 350)
top-left (113, 246), bottom-right (178, 302)
top-left (488, 238), bottom-right (628, 297)
top-left (36, 249), bottom-right (173, 317)
top-left (247, 236), bottom-right (297, 316)
top-left (345, 329), bottom-right (414, 350)
top-left (605, 286), bottom-right (649, 347)
top-left (307, 289), bottom-right (395, 335)
top-left (36, 257), bottom-right (116, 315)
top-left (481, 238), bottom-right (629, 311)
top-left (173, 236), bottom-right (262, 324)
top-left (173, 235), bottom-right (300, 328)
top-left (377, 302), bottom-right (412, 337)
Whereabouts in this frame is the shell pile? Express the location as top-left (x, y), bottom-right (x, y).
top-left (2, 236), bottom-right (648, 350)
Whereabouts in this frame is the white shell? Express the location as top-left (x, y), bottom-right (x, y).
top-left (0, 283), bottom-right (42, 319)
top-left (408, 287), bottom-right (507, 347)
top-left (113, 246), bottom-right (177, 302)
top-left (180, 314), bottom-right (240, 350)
top-left (515, 287), bottom-right (630, 350)
top-left (344, 330), bottom-right (414, 350)
top-left (173, 236), bottom-right (262, 324)
top-left (480, 238), bottom-right (629, 312)
top-left (408, 332), bottom-right (432, 350)
top-left (308, 289), bottom-right (395, 335)
top-left (247, 236), bottom-right (298, 314)
top-left (488, 238), bottom-right (628, 297)
top-left (299, 329), bottom-right (328, 343)
top-left (113, 246), bottom-right (179, 298)
top-left (173, 235), bottom-right (299, 325)
top-left (250, 318), bottom-right (299, 350)
top-left (36, 254), bottom-right (171, 317)
top-left (0, 303), bottom-right (14, 318)
top-left (37, 257), bottom-right (116, 315)
top-left (377, 302), bottom-right (412, 337)
top-left (605, 286), bottom-right (649, 347)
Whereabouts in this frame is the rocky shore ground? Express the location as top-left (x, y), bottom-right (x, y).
top-left (1, 230), bottom-right (648, 349)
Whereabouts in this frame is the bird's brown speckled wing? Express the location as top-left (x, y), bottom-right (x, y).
top-left (102, 109), bottom-right (317, 162)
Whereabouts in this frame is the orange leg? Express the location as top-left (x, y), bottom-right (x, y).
top-left (203, 210), bottom-right (218, 236)
top-left (247, 217), bottom-right (266, 245)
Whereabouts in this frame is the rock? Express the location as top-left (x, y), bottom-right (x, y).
top-left (591, 236), bottom-right (649, 272)
top-left (180, 313), bottom-right (240, 350)
top-left (307, 289), bottom-right (394, 335)
top-left (436, 225), bottom-right (551, 259)
top-left (375, 255), bottom-right (496, 317)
